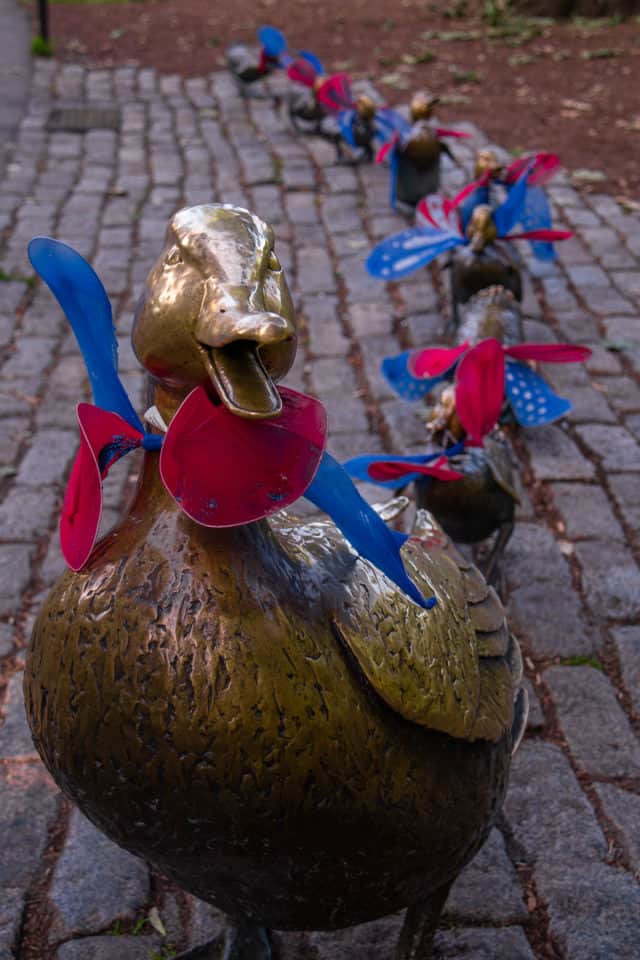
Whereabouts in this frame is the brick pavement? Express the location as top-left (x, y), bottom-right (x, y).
top-left (1, 55), bottom-right (640, 960)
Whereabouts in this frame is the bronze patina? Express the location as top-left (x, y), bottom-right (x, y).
top-left (416, 288), bottom-right (523, 586)
top-left (394, 92), bottom-right (456, 208)
top-left (25, 204), bottom-right (525, 959)
top-left (450, 204), bottom-right (523, 329)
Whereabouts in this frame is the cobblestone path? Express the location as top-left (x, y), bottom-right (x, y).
top-left (1, 59), bottom-right (640, 960)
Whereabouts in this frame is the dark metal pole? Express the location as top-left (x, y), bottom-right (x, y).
top-left (38, 0), bottom-right (49, 42)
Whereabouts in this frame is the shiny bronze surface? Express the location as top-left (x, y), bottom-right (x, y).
top-left (25, 204), bottom-right (522, 937)
top-left (474, 148), bottom-right (503, 180)
top-left (416, 437), bottom-right (518, 545)
top-left (456, 287), bottom-right (523, 347)
top-left (450, 235), bottom-right (523, 325)
top-left (410, 91), bottom-right (439, 122)
top-left (133, 205), bottom-right (296, 420)
top-left (395, 94), bottom-right (448, 207)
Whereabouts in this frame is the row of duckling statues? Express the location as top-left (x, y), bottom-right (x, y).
top-left (228, 25), bottom-right (469, 179)
top-left (22, 38), bottom-right (588, 960)
top-left (346, 148), bottom-right (591, 590)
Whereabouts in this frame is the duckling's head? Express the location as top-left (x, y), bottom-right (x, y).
top-left (474, 148), bottom-right (503, 180)
top-left (133, 204), bottom-right (296, 420)
top-left (410, 92), bottom-right (439, 122)
top-left (466, 204), bottom-right (497, 252)
top-left (355, 94), bottom-right (376, 121)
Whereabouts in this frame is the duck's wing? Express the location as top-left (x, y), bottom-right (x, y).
top-left (330, 510), bottom-right (522, 745)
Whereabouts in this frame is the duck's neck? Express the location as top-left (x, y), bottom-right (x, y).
top-left (147, 379), bottom-right (195, 425)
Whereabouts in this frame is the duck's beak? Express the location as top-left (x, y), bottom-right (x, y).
top-left (195, 305), bottom-right (295, 419)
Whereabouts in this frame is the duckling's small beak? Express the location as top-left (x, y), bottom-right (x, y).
top-left (195, 309), bottom-right (294, 419)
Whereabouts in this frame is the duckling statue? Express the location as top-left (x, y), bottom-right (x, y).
top-left (366, 170), bottom-right (571, 330)
top-left (459, 149), bottom-right (561, 262)
top-left (344, 366), bottom-right (520, 588)
top-left (287, 60), bottom-right (404, 163)
top-left (24, 205), bottom-right (527, 960)
top-left (377, 92), bottom-right (471, 209)
top-left (227, 26), bottom-right (289, 96)
top-left (347, 288), bottom-right (592, 584)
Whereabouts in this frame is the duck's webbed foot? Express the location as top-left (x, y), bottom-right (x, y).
top-left (395, 881), bottom-right (452, 960)
top-left (175, 919), bottom-right (271, 960)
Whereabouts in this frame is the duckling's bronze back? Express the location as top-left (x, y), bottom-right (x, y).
top-left (24, 204), bottom-right (525, 958)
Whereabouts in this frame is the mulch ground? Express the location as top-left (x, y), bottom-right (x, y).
top-left (34, 0), bottom-right (640, 200)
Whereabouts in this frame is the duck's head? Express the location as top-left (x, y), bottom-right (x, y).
top-left (133, 204), bottom-right (296, 421)
top-left (466, 204), bottom-right (497, 252)
top-left (474, 148), bottom-right (503, 180)
top-left (427, 385), bottom-right (465, 444)
top-left (355, 94), bottom-right (376, 121)
top-left (410, 92), bottom-right (439, 122)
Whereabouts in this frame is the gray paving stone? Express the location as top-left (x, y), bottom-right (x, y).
top-left (16, 430), bottom-right (79, 486)
top-left (2, 336), bottom-right (56, 380)
top-left (0, 416), bottom-right (29, 465)
top-left (0, 887), bottom-right (23, 960)
top-left (600, 375), bottom-right (640, 414)
top-left (0, 543), bottom-right (35, 617)
top-left (305, 911), bottom-right (403, 960)
top-left (187, 897), bottom-right (227, 950)
top-left (504, 741), bottom-right (607, 867)
top-left (611, 270), bottom-right (640, 301)
top-left (611, 626), bottom-right (640, 715)
top-left (574, 423), bottom-right (640, 472)
top-left (524, 424), bottom-right (595, 482)
top-left (505, 524), bottom-right (593, 658)
top-left (49, 809), bottom-right (150, 944)
top-left (0, 485), bottom-right (58, 541)
top-left (0, 763), bottom-right (60, 890)
top-left (608, 471), bottom-right (640, 537)
top-left (573, 540), bottom-right (640, 620)
top-left (537, 862), bottom-right (640, 960)
top-left (594, 783), bottom-right (640, 872)
top-left (0, 622), bottom-right (17, 659)
top-left (347, 300), bottom-right (394, 338)
top-left (604, 315), bottom-right (640, 344)
top-left (551, 482), bottom-right (625, 541)
top-left (434, 926), bottom-right (535, 960)
top-left (55, 936), bottom-right (161, 960)
top-left (545, 666), bottom-right (640, 778)
top-left (296, 247), bottom-right (336, 295)
top-left (0, 669), bottom-right (37, 758)
top-left (444, 829), bottom-right (527, 923)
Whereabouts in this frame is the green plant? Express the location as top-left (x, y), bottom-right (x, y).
top-left (31, 36), bottom-right (53, 57)
top-left (560, 655), bottom-right (603, 670)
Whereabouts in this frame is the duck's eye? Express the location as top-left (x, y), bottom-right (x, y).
top-left (166, 248), bottom-right (183, 267)
top-left (268, 251), bottom-right (281, 272)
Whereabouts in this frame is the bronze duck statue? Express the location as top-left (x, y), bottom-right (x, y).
top-left (377, 92), bottom-right (471, 210)
top-left (24, 204), bottom-right (527, 960)
top-left (227, 26), bottom-right (288, 97)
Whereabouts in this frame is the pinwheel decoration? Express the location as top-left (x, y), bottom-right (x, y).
top-left (366, 165), bottom-right (572, 282)
top-left (380, 335), bottom-right (592, 429)
top-left (343, 344), bottom-right (521, 581)
top-left (255, 25), bottom-right (290, 74)
top-left (459, 150), bottom-right (562, 260)
top-left (226, 26), bottom-right (292, 94)
top-left (28, 237), bottom-right (430, 609)
top-left (343, 350), bottom-right (504, 495)
top-left (287, 60), bottom-right (405, 160)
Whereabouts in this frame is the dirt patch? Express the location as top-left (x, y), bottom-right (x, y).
top-left (36, 0), bottom-right (640, 199)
